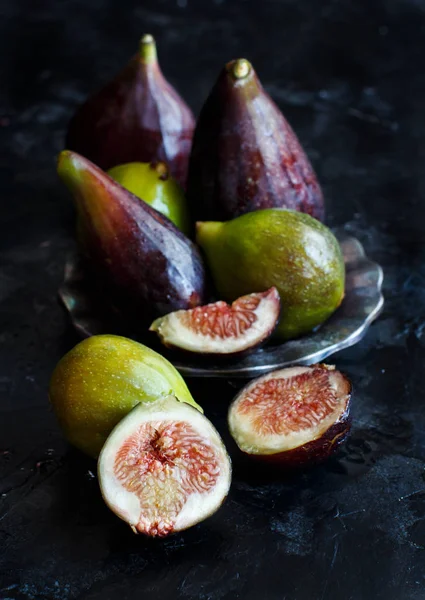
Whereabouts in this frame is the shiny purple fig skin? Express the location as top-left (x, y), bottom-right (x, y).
top-left (230, 415), bottom-right (351, 477)
top-left (57, 151), bottom-right (206, 323)
top-left (187, 59), bottom-right (325, 222)
top-left (66, 36), bottom-right (195, 189)
top-left (254, 411), bottom-right (351, 469)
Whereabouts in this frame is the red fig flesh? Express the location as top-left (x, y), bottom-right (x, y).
top-left (98, 396), bottom-right (231, 537)
top-left (187, 59), bottom-right (325, 222)
top-left (150, 288), bottom-right (281, 355)
top-left (57, 151), bottom-right (206, 323)
top-left (66, 34), bottom-right (195, 188)
top-left (228, 365), bottom-right (351, 466)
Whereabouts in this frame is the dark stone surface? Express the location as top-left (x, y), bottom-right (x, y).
top-left (1, 1), bottom-right (425, 598)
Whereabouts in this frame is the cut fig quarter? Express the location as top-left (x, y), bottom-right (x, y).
top-left (228, 365), bottom-right (351, 466)
top-left (149, 288), bottom-right (281, 355)
top-left (98, 395), bottom-right (232, 537)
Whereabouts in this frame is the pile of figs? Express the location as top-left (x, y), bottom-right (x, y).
top-left (61, 34), bottom-right (345, 350)
top-left (51, 35), bottom-right (353, 537)
top-left (50, 336), bottom-right (351, 537)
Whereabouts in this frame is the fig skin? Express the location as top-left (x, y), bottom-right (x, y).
top-left (57, 150), bottom-right (207, 325)
top-left (107, 161), bottom-right (190, 235)
top-left (197, 209), bottom-right (345, 340)
top-left (228, 364), bottom-right (352, 468)
top-left (49, 335), bottom-right (202, 458)
top-left (250, 412), bottom-right (352, 469)
top-left (187, 58), bottom-right (324, 223)
top-left (66, 34), bottom-right (195, 188)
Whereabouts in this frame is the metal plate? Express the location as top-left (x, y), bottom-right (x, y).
top-left (59, 232), bottom-right (384, 378)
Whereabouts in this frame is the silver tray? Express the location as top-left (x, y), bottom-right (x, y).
top-left (59, 232), bottom-right (384, 378)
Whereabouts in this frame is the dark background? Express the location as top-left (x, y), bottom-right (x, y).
top-left (1, 1), bottom-right (425, 598)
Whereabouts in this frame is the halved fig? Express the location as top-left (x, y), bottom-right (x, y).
top-left (149, 288), bottom-right (280, 355)
top-left (98, 395), bottom-right (231, 537)
top-left (228, 364), bottom-right (351, 466)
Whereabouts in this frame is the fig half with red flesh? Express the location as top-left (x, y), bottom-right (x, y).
top-left (98, 395), bottom-right (231, 537)
top-left (149, 288), bottom-right (280, 354)
top-left (228, 365), bottom-right (351, 466)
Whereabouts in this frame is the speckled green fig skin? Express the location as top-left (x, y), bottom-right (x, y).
top-left (196, 209), bottom-right (345, 340)
top-left (49, 335), bottom-right (202, 458)
top-left (107, 161), bottom-right (190, 234)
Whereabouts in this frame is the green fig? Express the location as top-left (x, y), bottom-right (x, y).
top-left (57, 150), bottom-right (206, 325)
top-left (196, 209), bottom-right (345, 340)
top-left (107, 161), bottom-right (190, 234)
top-left (49, 335), bottom-right (202, 458)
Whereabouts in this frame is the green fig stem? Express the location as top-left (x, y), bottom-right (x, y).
top-left (196, 221), bottom-right (223, 248)
top-left (150, 161), bottom-right (170, 181)
top-left (57, 150), bottom-right (83, 191)
top-left (229, 59), bottom-right (251, 80)
top-left (140, 34), bottom-right (158, 64)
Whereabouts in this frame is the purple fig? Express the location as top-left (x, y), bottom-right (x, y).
top-left (187, 59), bottom-right (325, 222)
top-left (57, 150), bottom-right (206, 323)
top-left (66, 34), bottom-right (195, 188)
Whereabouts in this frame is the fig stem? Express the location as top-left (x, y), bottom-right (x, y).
top-left (151, 161), bottom-right (170, 180)
top-left (231, 59), bottom-right (251, 80)
top-left (140, 34), bottom-right (158, 64)
top-left (196, 221), bottom-right (223, 247)
top-left (57, 150), bottom-right (84, 191)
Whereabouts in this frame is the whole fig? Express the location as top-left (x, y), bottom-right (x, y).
top-left (66, 34), bottom-right (195, 188)
top-left (187, 58), bottom-right (324, 222)
top-left (49, 335), bottom-right (202, 457)
top-left (197, 209), bottom-right (344, 340)
top-left (57, 150), bottom-right (206, 324)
